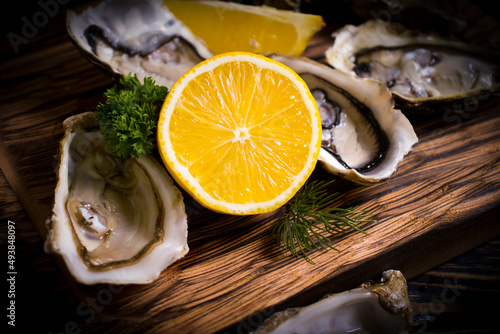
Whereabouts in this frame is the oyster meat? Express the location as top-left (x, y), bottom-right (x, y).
top-left (45, 112), bottom-right (188, 285)
top-left (253, 269), bottom-right (413, 334)
top-left (67, 0), bottom-right (213, 87)
top-left (271, 54), bottom-right (418, 183)
top-left (326, 20), bottom-right (500, 113)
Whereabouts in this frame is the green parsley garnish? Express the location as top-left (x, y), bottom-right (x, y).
top-left (271, 179), bottom-right (375, 262)
top-left (95, 74), bottom-right (168, 159)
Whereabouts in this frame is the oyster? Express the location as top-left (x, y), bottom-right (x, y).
top-left (45, 112), bottom-right (188, 285)
top-left (67, 0), bottom-right (213, 87)
top-left (271, 54), bottom-right (418, 183)
top-left (253, 269), bottom-right (413, 334)
top-left (326, 20), bottom-right (500, 113)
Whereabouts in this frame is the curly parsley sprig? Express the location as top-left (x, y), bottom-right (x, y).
top-left (271, 179), bottom-right (375, 262)
top-left (95, 74), bottom-right (168, 159)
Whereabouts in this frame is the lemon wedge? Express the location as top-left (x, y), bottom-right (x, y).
top-left (163, 0), bottom-right (325, 56)
top-left (157, 52), bottom-right (322, 215)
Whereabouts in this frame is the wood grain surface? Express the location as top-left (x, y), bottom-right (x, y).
top-left (3, 169), bottom-right (498, 334)
top-left (1, 0), bottom-right (499, 333)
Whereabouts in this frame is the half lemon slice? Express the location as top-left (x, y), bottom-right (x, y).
top-left (157, 52), bottom-right (321, 215)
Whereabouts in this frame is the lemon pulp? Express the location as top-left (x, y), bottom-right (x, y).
top-left (158, 52), bottom-right (321, 214)
top-left (163, 0), bottom-right (325, 55)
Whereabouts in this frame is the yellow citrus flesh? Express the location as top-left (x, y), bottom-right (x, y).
top-left (157, 52), bottom-right (321, 215)
top-left (163, 0), bottom-right (325, 56)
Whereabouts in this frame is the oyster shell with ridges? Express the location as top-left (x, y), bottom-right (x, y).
top-left (253, 269), bottom-right (413, 334)
top-left (326, 20), bottom-right (500, 114)
top-left (45, 112), bottom-right (188, 285)
top-left (66, 0), bottom-right (213, 88)
top-left (271, 54), bottom-right (418, 184)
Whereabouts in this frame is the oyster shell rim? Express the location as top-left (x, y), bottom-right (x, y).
top-left (252, 269), bottom-right (413, 334)
top-left (45, 112), bottom-right (189, 285)
top-left (325, 20), bottom-right (500, 114)
top-left (65, 0), bottom-right (214, 87)
top-left (269, 54), bottom-right (418, 184)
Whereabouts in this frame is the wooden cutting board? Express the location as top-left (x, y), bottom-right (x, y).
top-left (1, 1), bottom-right (499, 333)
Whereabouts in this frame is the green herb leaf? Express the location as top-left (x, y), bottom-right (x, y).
top-left (95, 74), bottom-right (169, 159)
top-left (271, 179), bottom-right (376, 263)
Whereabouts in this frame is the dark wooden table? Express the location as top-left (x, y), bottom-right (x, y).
top-left (2, 0), bottom-right (499, 333)
top-left (2, 170), bottom-right (499, 333)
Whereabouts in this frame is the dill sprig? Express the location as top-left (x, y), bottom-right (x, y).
top-left (271, 179), bottom-right (375, 262)
top-left (95, 74), bottom-right (169, 159)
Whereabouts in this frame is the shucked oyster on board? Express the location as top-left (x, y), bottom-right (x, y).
top-left (253, 269), bottom-right (413, 334)
top-left (67, 0), bottom-right (213, 88)
top-left (45, 112), bottom-right (188, 285)
top-left (270, 54), bottom-right (418, 184)
top-left (326, 20), bottom-right (500, 113)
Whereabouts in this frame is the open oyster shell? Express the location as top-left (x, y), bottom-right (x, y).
top-left (67, 0), bottom-right (213, 87)
top-left (271, 54), bottom-right (418, 183)
top-left (45, 112), bottom-right (188, 285)
top-left (326, 20), bottom-right (500, 113)
top-left (253, 269), bottom-right (413, 334)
